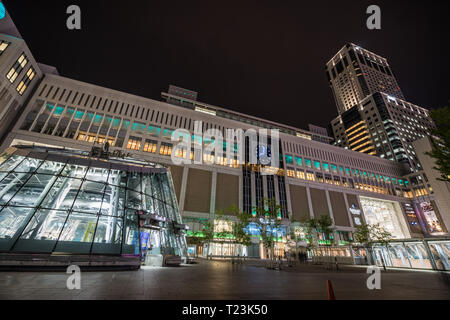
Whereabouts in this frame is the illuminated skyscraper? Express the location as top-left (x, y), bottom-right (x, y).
top-left (326, 43), bottom-right (404, 114)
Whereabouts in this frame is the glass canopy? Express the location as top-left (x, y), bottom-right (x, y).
top-left (0, 147), bottom-right (187, 258)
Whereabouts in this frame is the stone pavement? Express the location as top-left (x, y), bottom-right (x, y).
top-left (0, 259), bottom-right (449, 300)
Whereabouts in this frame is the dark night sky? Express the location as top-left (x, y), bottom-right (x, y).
top-left (4, 0), bottom-right (450, 130)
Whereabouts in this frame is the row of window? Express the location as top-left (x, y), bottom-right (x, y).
top-left (284, 154), bottom-right (409, 187)
top-left (4, 51), bottom-right (35, 96)
top-left (286, 167), bottom-right (413, 198)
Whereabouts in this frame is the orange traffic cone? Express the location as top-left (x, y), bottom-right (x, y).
top-left (327, 280), bottom-right (336, 300)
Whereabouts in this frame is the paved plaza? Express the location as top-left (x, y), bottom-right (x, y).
top-left (0, 260), bottom-right (449, 300)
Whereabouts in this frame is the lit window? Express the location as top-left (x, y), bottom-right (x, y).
top-left (7, 53), bottom-right (29, 83)
top-left (0, 40), bottom-right (10, 55)
top-left (296, 170), bottom-right (305, 180)
top-left (286, 168), bottom-right (295, 178)
top-left (295, 157), bottom-right (303, 166)
top-left (16, 67), bottom-right (36, 95)
top-left (143, 139), bottom-right (158, 153)
top-left (159, 142), bottom-right (173, 156)
top-left (126, 137), bottom-right (141, 151)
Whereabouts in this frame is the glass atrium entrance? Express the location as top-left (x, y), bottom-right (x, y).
top-left (0, 146), bottom-right (187, 267)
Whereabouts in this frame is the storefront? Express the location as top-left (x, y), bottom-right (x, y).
top-left (359, 196), bottom-right (409, 239)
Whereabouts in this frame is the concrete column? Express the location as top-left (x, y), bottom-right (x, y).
top-left (251, 171), bottom-right (256, 209)
top-left (274, 175), bottom-right (280, 205)
top-left (210, 170), bottom-right (217, 214)
top-left (238, 172), bottom-right (244, 212)
top-left (306, 186), bottom-right (314, 218)
top-left (343, 192), bottom-right (355, 228)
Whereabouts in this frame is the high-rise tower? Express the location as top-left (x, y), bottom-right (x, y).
top-left (326, 43), bottom-right (404, 114)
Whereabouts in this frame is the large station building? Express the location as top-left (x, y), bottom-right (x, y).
top-left (0, 4), bottom-right (448, 269)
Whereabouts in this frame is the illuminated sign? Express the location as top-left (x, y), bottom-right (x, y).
top-left (349, 204), bottom-right (361, 215)
top-left (420, 201), bottom-right (443, 234)
top-left (255, 145), bottom-right (271, 165)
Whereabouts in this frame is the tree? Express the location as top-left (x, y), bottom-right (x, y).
top-left (215, 205), bottom-right (252, 262)
top-left (252, 198), bottom-right (285, 269)
top-left (316, 215), bottom-right (335, 269)
top-left (425, 105), bottom-right (450, 182)
top-left (354, 223), bottom-right (393, 269)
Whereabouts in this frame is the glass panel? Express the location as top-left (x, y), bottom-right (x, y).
top-left (85, 167), bottom-right (109, 183)
top-left (37, 160), bottom-right (66, 175)
top-left (58, 212), bottom-right (98, 243)
top-left (13, 157), bottom-right (42, 173)
top-left (100, 185), bottom-right (125, 217)
top-left (429, 241), bottom-right (450, 271)
top-left (19, 209), bottom-right (69, 241)
top-left (7, 174), bottom-right (56, 207)
top-left (123, 209), bottom-right (140, 255)
top-left (0, 172), bottom-right (34, 205)
top-left (72, 181), bottom-right (107, 214)
top-left (0, 206), bottom-right (35, 239)
top-left (404, 242), bottom-right (433, 269)
top-left (0, 155), bottom-right (24, 173)
top-left (40, 177), bottom-right (82, 210)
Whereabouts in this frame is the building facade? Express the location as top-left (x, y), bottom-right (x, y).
top-left (325, 43), bottom-right (404, 114)
top-left (0, 5), bottom-right (448, 265)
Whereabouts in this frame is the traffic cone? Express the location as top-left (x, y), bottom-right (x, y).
top-left (327, 280), bottom-right (336, 300)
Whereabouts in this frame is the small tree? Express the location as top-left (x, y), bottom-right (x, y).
top-left (425, 105), bottom-right (450, 182)
top-left (300, 217), bottom-right (319, 260)
top-left (354, 223), bottom-right (393, 269)
top-left (252, 198), bottom-right (284, 269)
top-left (216, 205), bottom-right (252, 262)
top-left (316, 215), bottom-right (335, 269)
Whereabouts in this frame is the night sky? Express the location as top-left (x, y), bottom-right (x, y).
top-left (4, 0), bottom-right (450, 130)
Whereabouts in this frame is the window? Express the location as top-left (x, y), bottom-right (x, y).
top-left (0, 40), bottom-right (10, 56)
top-left (286, 168), bottom-right (295, 178)
top-left (159, 143), bottom-right (173, 156)
top-left (162, 128), bottom-right (174, 139)
top-left (306, 171), bottom-right (315, 181)
top-left (295, 156), bottom-right (303, 166)
top-left (148, 125), bottom-right (161, 137)
top-left (305, 158), bottom-right (312, 168)
top-left (131, 121), bottom-right (146, 134)
top-left (296, 170), bottom-right (305, 180)
top-left (323, 163), bottom-right (330, 172)
top-left (16, 67), bottom-right (36, 95)
top-left (285, 155), bottom-right (293, 165)
top-left (143, 139), bottom-right (158, 153)
top-left (6, 53), bottom-right (28, 83)
top-left (126, 137), bottom-right (141, 151)
top-left (313, 161), bottom-right (321, 170)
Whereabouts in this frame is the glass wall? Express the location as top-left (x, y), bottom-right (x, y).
top-left (0, 147), bottom-right (187, 258)
top-left (371, 240), bottom-right (450, 271)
